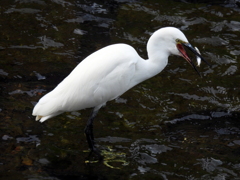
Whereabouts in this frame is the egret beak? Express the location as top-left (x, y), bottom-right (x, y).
top-left (182, 43), bottom-right (211, 67)
top-left (176, 41), bottom-right (211, 76)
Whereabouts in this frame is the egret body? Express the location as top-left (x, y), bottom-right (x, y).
top-left (32, 27), bottom-right (210, 157)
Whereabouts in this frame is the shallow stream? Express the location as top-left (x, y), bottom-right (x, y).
top-left (0, 0), bottom-right (240, 179)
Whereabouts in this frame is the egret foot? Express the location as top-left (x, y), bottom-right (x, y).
top-left (87, 147), bottom-right (103, 161)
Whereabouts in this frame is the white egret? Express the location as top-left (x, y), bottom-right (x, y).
top-left (32, 27), bottom-right (211, 158)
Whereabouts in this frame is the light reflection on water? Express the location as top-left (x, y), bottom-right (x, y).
top-left (0, 0), bottom-right (240, 179)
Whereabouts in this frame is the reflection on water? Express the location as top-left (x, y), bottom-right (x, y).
top-left (1, 0), bottom-right (240, 179)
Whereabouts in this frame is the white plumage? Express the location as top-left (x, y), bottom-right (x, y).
top-left (33, 44), bottom-right (141, 122)
top-left (32, 27), bottom-right (209, 156)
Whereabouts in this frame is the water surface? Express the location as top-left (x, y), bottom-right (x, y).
top-left (0, 0), bottom-right (240, 179)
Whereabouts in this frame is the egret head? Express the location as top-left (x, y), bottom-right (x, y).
top-left (148, 27), bottom-right (211, 76)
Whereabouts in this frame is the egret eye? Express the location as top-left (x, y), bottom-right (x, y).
top-left (176, 38), bottom-right (182, 44)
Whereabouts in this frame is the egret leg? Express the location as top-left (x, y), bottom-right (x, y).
top-left (84, 108), bottom-right (103, 159)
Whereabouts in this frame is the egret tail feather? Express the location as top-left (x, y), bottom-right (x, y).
top-left (35, 115), bottom-right (42, 121)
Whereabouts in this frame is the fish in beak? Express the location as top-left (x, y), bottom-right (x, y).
top-left (194, 47), bottom-right (201, 67)
top-left (176, 39), bottom-right (211, 76)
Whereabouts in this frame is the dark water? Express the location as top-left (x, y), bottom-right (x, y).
top-left (0, 0), bottom-right (240, 179)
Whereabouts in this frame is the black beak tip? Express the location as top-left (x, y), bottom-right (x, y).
top-left (201, 57), bottom-right (212, 68)
top-left (197, 71), bottom-right (201, 77)
top-left (196, 68), bottom-right (202, 77)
